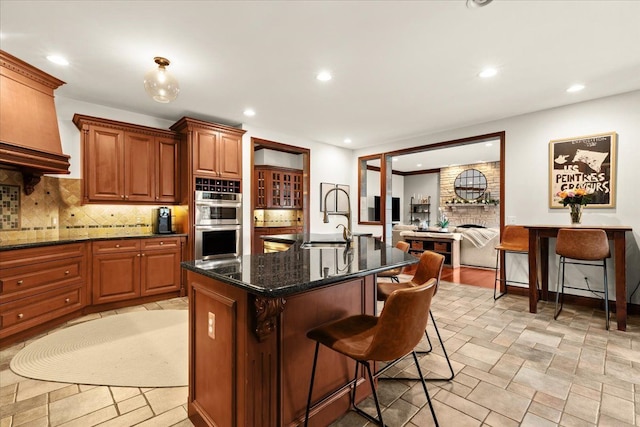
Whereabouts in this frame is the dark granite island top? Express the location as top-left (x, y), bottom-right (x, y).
top-left (180, 234), bottom-right (416, 298)
top-left (182, 234), bottom-right (418, 427)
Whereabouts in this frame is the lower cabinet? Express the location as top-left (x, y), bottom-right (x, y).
top-left (0, 243), bottom-right (88, 341)
top-left (92, 236), bottom-right (184, 305)
top-left (253, 226), bottom-right (302, 253)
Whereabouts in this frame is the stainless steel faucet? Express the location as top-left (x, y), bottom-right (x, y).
top-left (322, 187), bottom-right (352, 244)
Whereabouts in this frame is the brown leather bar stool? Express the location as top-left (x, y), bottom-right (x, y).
top-left (376, 241), bottom-right (410, 283)
top-left (377, 250), bottom-right (454, 381)
top-left (304, 279), bottom-right (439, 427)
top-left (494, 225), bottom-right (530, 300)
top-left (554, 228), bottom-right (611, 329)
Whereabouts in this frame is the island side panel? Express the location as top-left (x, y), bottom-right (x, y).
top-left (188, 271), bottom-right (260, 427)
top-left (281, 274), bottom-right (376, 426)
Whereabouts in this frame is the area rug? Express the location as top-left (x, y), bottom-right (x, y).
top-left (10, 310), bottom-right (187, 388)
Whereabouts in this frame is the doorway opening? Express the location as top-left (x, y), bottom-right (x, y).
top-left (250, 138), bottom-right (310, 254)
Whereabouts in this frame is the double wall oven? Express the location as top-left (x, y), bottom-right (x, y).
top-left (193, 179), bottom-right (242, 261)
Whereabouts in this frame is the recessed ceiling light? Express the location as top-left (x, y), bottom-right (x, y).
top-left (343, 138), bottom-right (352, 144)
top-left (46, 55), bottom-right (69, 66)
top-left (479, 68), bottom-right (497, 78)
top-left (243, 109), bottom-right (256, 117)
top-left (417, 163), bottom-right (422, 167)
top-left (485, 142), bottom-right (493, 147)
top-left (316, 71), bottom-right (332, 82)
top-left (567, 84), bottom-right (585, 93)
top-left (392, 157), bottom-right (398, 162)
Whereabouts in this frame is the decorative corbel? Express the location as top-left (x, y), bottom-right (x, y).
top-left (22, 172), bottom-right (42, 195)
top-left (254, 296), bottom-right (286, 342)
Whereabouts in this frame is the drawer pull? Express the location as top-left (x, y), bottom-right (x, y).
top-left (17, 313), bottom-right (24, 319)
top-left (160, 242), bottom-right (164, 245)
top-left (17, 280), bottom-right (23, 285)
top-left (116, 244), bottom-right (120, 248)
top-left (65, 298), bottom-right (70, 303)
top-left (65, 270), bottom-right (70, 275)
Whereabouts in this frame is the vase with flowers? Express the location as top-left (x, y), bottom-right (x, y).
top-left (556, 188), bottom-right (592, 224)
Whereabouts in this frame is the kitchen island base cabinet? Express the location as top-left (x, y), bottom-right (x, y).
top-left (187, 271), bottom-right (376, 427)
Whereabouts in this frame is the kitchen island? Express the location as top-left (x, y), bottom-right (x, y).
top-left (181, 234), bottom-right (416, 427)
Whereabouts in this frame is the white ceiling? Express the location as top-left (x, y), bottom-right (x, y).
top-left (2, 1), bottom-right (639, 153)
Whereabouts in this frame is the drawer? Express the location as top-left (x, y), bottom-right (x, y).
top-left (410, 240), bottom-right (423, 250)
top-left (0, 284), bottom-right (84, 338)
top-left (93, 239), bottom-right (141, 254)
top-left (141, 237), bottom-right (182, 251)
top-left (0, 243), bottom-right (86, 270)
top-left (434, 242), bottom-right (449, 252)
top-left (0, 257), bottom-right (84, 300)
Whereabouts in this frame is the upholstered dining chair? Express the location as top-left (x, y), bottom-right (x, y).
top-left (493, 225), bottom-right (531, 300)
top-left (376, 241), bottom-right (410, 283)
top-left (377, 250), bottom-right (455, 381)
top-left (304, 279), bottom-right (440, 427)
top-left (554, 228), bottom-right (611, 329)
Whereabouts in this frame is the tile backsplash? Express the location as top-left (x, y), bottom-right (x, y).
top-left (0, 169), bottom-right (187, 241)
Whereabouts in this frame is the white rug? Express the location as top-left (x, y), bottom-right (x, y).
top-left (10, 310), bottom-right (187, 388)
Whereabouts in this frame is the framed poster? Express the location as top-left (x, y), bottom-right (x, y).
top-left (549, 131), bottom-right (617, 208)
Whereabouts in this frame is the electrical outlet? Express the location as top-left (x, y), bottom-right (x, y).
top-left (208, 312), bottom-right (215, 339)
top-left (507, 216), bottom-right (517, 225)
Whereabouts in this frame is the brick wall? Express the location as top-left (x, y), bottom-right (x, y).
top-left (439, 162), bottom-right (500, 228)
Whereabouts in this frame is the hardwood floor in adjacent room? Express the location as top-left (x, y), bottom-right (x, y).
top-left (441, 266), bottom-right (496, 289)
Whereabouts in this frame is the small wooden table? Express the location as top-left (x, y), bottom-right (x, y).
top-left (525, 225), bottom-right (632, 331)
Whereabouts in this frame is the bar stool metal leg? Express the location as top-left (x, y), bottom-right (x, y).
top-left (603, 259), bottom-right (609, 330)
top-left (494, 249), bottom-right (507, 300)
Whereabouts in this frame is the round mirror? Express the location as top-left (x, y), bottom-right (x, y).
top-left (454, 168), bottom-right (487, 200)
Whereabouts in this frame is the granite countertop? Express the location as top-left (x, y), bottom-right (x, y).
top-left (181, 234), bottom-right (416, 298)
top-left (0, 233), bottom-right (188, 251)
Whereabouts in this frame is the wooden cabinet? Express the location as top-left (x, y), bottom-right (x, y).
top-left (92, 237), bottom-right (184, 305)
top-left (254, 166), bottom-right (303, 209)
top-left (73, 114), bottom-right (180, 204)
top-left (171, 117), bottom-right (245, 180)
top-left (0, 243), bottom-right (88, 340)
top-left (253, 226), bottom-right (302, 253)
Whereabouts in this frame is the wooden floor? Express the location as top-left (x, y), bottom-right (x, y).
top-left (404, 264), bottom-right (497, 289)
top-left (441, 266), bottom-right (496, 289)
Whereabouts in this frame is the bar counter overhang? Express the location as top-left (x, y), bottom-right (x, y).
top-left (181, 235), bottom-right (417, 427)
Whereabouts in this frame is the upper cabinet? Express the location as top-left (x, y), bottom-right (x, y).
top-left (73, 114), bottom-right (180, 204)
top-left (170, 117), bottom-right (245, 180)
top-left (254, 166), bottom-right (303, 209)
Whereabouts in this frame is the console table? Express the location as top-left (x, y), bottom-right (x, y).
top-left (400, 231), bottom-right (461, 268)
top-left (525, 225), bottom-right (632, 331)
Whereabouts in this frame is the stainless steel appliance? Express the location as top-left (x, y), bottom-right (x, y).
top-left (194, 187), bottom-right (242, 260)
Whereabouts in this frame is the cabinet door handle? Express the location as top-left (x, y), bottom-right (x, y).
top-left (65, 298), bottom-right (70, 303)
top-left (137, 253), bottom-right (141, 257)
top-left (141, 253), bottom-right (146, 257)
top-left (17, 280), bottom-right (23, 285)
top-left (121, 195), bottom-right (125, 199)
top-left (115, 244), bottom-right (120, 248)
top-left (65, 270), bottom-right (70, 275)
top-left (159, 242), bottom-right (164, 245)
top-left (17, 313), bottom-right (24, 319)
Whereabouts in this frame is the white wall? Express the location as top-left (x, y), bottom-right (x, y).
top-left (254, 148), bottom-right (303, 169)
top-left (353, 90), bottom-right (640, 304)
top-left (403, 174), bottom-right (439, 226)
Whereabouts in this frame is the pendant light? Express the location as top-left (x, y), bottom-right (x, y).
top-left (144, 57), bottom-right (180, 103)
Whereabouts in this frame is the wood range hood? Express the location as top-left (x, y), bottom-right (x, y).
top-left (0, 50), bottom-right (71, 194)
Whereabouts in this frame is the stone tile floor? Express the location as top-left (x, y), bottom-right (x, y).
top-left (1, 280), bottom-right (639, 426)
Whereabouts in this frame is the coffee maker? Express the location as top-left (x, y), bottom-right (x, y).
top-left (153, 207), bottom-right (172, 234)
